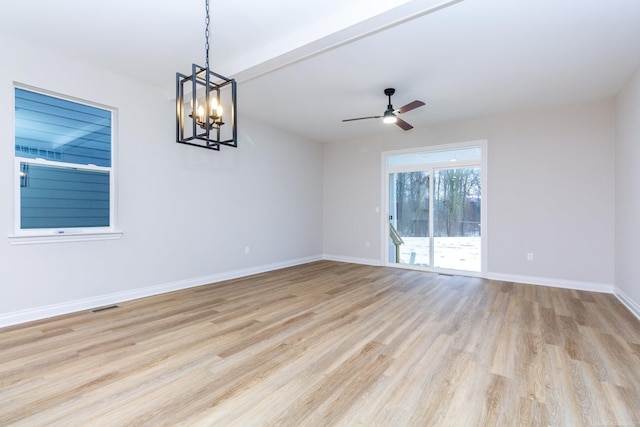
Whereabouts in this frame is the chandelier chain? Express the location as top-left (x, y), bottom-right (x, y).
top-left (205, 0), bottom-right (210, 69)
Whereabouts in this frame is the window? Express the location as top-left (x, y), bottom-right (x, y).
top-left (12, 86), bottom-right (119, 242)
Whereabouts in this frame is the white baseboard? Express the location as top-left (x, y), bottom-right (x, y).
top-left (322, 254), bottom-right (383, 267)
top-left (321, 257), bottom-right (616, 295)
top-left (486, 272), bottom-right (614, 294)
top-left (0, 255), bottom-right (322, 329)
top-left (614, 287), bottom-right (640, 321)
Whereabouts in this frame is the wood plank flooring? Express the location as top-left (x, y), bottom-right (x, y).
top-left (1, 261), bottom-right (639, 426)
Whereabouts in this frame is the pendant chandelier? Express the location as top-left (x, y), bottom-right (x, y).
top-left (176, 0), bottom-right (237, 150)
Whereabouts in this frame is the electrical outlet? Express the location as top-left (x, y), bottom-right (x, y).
top-left (365, 241), bottom-right (370, 248)
top-left (245, 246), bottom-right (250, 255)
top-left (527, 253), bottom-right (533, 261)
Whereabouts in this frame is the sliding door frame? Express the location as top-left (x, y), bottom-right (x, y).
top-left (381, 140), bottom-right (488, 277)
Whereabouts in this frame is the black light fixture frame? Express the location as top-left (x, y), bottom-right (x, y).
top-left (176, 0), bottom-right (237, 151)
top-left (176, 65), bottom-right (237, 150)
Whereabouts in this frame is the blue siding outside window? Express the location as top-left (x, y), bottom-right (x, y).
top-left (19, 163), bottom-right (110, 229)
top-left (14, 87), bottom-right (113, 230)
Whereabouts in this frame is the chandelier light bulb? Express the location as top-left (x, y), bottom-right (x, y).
top-left (210, 99), bottom-right (223, 117)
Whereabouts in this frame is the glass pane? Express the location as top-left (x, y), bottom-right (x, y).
top-left (20, 162), bottom-right (110, 229)
top-left (389, 171), bottom-right (430, 266)
top-left (433, 167), bottom-right (481, 271)
top-left (15, 88), bottom-right (111, 167)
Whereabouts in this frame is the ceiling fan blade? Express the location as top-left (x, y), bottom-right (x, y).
top-left (396, 117), bottom-right (413, 131)
top-left (342, 115), bottom-right (383, 122)
top-left (396, 100), bottom-right (425, 114)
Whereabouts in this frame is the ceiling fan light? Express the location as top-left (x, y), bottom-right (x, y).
top-left (383, 111), bottom-right (397, 124)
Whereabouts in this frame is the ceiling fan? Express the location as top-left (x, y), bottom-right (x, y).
top-left (342, 88), bottom-right (425, 131)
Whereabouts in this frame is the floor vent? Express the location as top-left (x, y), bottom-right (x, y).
top-left (438, 273), bottom-right (454, 277)
top-left (91, 305), bottom-right (120, 313)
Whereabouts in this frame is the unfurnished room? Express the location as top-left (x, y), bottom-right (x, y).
top-left (1, 0), bottom-right (640, 425)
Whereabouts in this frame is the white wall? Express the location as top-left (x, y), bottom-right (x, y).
top-left (324, 100), bottom-right (616, 290)
top-left (0, 36), bottom-right (324, 326)
top-left (615, 65), bottom-right (640, 316)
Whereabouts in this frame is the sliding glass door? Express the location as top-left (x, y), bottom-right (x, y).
top-left (388, 170), bottom-right (431, 266)
top-left (385, 144), bottom-right (485, 275)
top-left (432, 167), bottom-right (481, 271)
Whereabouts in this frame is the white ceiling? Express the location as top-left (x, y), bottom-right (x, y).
top-left (2, 0), bottom-right (640, 143)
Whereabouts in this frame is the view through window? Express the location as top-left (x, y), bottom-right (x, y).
top-left (14, 86), bottom-right (114, 234)
top-left (386, 145), bottom-right (484, 273)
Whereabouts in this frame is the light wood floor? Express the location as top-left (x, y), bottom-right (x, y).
top-left (1, 261), bottom-right (639, 426)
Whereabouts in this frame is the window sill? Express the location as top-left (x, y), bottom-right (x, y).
top-left (8, 231), bottom-right (123, 245)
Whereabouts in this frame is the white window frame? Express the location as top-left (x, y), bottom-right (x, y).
top-left (9, 84), bottom-right (122, 245)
